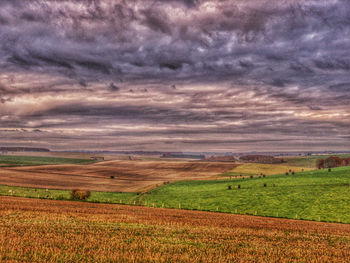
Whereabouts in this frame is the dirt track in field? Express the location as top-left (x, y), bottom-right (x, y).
top-left (0, 160), bottom-right (238, 192)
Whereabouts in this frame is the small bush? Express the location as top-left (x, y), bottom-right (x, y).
top-left (55, 195), bottom-right (66, 200)
top-left (71, 189), bottom-right (91, 200)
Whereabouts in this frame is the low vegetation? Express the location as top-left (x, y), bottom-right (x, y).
top-left (138, 166), bottom-right (350, 223)
top-left (0, 155), bottom-right (93, 166)
top-left (283, 154), bottom-right (350, 168)
top-left (70, 189), bottom-right (91, 200)
top-left (317, 156), bottom-right (350, 169)
top-left (0, 196), bottom-right (349, 262)
top-left (222, 163), bottom-right (310, 177)
top-left (239, 155), bottom-right (283, 163)
top-left (0, 185), bottom-right (136, 203)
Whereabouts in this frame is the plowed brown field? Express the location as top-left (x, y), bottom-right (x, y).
top-left (0, 160), bottom-right (237, 192)
top-left (0, 196), bottom-right (349, 262)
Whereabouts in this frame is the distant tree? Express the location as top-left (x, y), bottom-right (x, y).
top-left (316, 159), bottom-right (325, 169)
top-left (324, 156), bottom-right (343, 168)
top-left (343, 158), bottom-right (350, 166)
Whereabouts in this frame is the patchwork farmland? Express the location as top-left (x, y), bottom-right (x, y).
top-left (0, 154), bottom-right (349, 262)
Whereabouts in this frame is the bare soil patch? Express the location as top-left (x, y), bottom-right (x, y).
top-left (0, 160), bottom-right (238, 192)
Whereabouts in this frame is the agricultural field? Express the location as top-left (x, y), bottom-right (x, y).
top-left (0, 196), bottom-right (349, 263)
top-left (0, 184), bottom-right (136, 203)
top-left (0, 155), bottom-right (93, 167)
top-left (0, 158), bottom-right (237, 192)
top-left (283, 154), bottom-right (350, 168)
top-left (137, 166), bottom-right (350, 223)
top-left (222, 163), bottom-right (312, 177)
top-left (1, 154), bottom-right (349, 223)
top-left (1, 164), bottom-right (349, 223)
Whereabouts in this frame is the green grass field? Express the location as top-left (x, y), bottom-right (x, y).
top-left (136, 166), bottom-right (350, 223)
top-left (0, 184), bottom-right (136, 203)
top-left (0, 155), bottom-right (94, 166)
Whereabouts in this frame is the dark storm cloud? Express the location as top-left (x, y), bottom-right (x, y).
top-left (1, 0), bottom-right (349, 87)
top-left (26, 103), bottom-right (242, 124)
top-left (0, 0), bottom-right (349, 151)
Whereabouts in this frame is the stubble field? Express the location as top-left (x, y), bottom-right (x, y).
top-left (0, 196), bottom-right (349, 263)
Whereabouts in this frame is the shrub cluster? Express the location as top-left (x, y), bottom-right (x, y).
top-left (71, 189), bottom-right (91, 200)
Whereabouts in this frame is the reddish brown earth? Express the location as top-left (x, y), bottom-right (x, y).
top-left (0, 160), bottom-right (238, 192)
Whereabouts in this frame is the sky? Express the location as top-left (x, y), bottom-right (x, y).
top-left (0, 0), bottom-right (349, 152)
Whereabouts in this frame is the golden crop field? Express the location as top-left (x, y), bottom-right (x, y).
top-left (0, 196), bottom-right (349, 262)
top-left (227, 163), bottom-right (313, 176)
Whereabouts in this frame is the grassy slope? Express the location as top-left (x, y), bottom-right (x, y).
top-left (137, 166), bottom-right (350, 223)
top-left (0, 155), bottom-right (94, 166)
top-left (222, 163), bottom-right (311, 177)
top-left (1, 157), bottom-right (349, 223)
top-left (0, 185), bottom-right (136, 203)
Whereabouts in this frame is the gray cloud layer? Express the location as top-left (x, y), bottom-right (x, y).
top-left (0, 0), bottom-right (349, 151)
